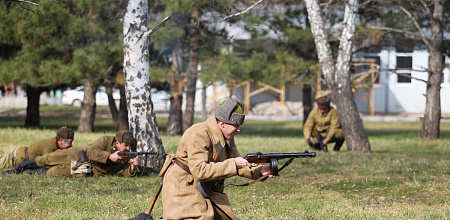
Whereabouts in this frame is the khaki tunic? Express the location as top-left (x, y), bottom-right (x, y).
top-left (35, 146), bottom-right (90, 176)
top-left (17, 137), bottom-right (59, 163)
top-left (161, 117), bottom-right (262, 220)
top-left (34, 136), bottom-right (136, 177)
top-left (303, 107), bottom-right (344, 141)
top-left (0, 137), bottom-right (59, 169)
top-left (85, 136), bottom-right (136, 177)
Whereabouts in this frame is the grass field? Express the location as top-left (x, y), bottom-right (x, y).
top-left (0, 106), bottom-right (449, 219)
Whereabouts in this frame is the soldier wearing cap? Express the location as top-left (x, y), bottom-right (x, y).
top-left (303, 96), bottom-right (345, 151)
top-left (3, 130), bottom-right (138, 177)
top-left (0, 126), bottom-right (74, 169)
top-left (84, 130), bottom-right (138, 177)
top-left (159, 97), bottom-right (275, 220)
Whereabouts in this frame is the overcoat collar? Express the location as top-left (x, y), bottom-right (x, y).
top-left (206, 117), bottom-right (230, 160)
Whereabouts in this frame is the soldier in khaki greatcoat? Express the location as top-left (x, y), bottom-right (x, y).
top-left (0, 126), bottom-right (74, 169)
top-left (303, 96), bottom-right (345, 151)
top-left (2, 130), bottom-right (138, 177)
top-left (159, 98), bottom-right (275, 220)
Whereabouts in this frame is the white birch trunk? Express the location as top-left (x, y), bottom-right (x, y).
top-left (305, 0), bottom-right (371, 153)
top-left (123, 0), bottom-right (165, 172)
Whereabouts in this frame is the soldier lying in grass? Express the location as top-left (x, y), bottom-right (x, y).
top-left (2, 130), bottom-right (138, 177)
top-left (0, 126), bottom-right (74, 170)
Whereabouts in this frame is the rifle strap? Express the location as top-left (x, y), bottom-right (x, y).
top-left (228, 158), bottom-right (295, 187)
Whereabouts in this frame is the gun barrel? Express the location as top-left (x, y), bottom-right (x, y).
top-left (245, 151), bottom-right (316, 163)
top-left (118, 151), bottom-right (157, 158)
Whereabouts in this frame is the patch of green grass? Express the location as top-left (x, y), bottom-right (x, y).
top-left (1, 111), bottom-right (449, 219)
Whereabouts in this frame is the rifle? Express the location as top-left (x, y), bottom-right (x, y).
top-left (244, 150), bottom-right (317, 176)
top-left (118, 151), bottom-right (157, 158)
top-left (118, 151), bottom-right (157, 174)
top-left (308, 126), bottom-right (327, 152)
top-left (314, 126), bottom-right (327, 152)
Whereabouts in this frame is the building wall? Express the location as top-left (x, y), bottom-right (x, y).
top-left (354, 47), bottom-right (450, 114)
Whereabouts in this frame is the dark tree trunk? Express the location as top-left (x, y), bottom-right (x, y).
top-left (302, 83), bottom-right (312, 126)
top-left (201, 82), bottom-right (208, 121)
top-left (183, 65), bottom-right (197, 133)
top-left (25, 85), bottom-right (42, 127)
top-left (421, 0), bottom-right (443, 139)
top-left (106, 85), bottom-right (129, 130)
top-left (166, 39), bottom-right (184, 136)
top-left (183, 14), bottom-right (200, 132)
top-left (78, 82), bottom-right (97, 132)
top-left (117, 86), bottom-right (129, 130)
top-left (105, 84), bottom-right (119, 120)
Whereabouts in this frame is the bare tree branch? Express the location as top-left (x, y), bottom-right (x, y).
top-left (4, 0), bottom-right (38, 5)
top-left (18, 2), bottom-right (37, 13)
top-left (368, 26), bottom-right (421, 38)
top-left (381, 66), bottom-right (432, 85)
top-left (387, 71), bottom-right (430, 85)
top-left (221, 0), bottom-right (264, 22)
top-left (419, 0), bottom-right (432, 21)
top-left (141, 16), bottom-right (172, 40)
top-left (3, 0), bottom-right (39, 13)
top-left (399, 5), bottom-right (431, 48)
top-left (319, 0), bottom-right (334, 7)
top-left (359, 0), bottom-right (374, 8)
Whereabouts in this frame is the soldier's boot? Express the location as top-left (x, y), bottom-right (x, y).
top-left (2, 158), bottom-right (39, 175)
top-left (334, 139), bottom-right (345, 151)
top-left (129, 213), bottom-right (154, 220)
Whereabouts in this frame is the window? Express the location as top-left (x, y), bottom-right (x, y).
top-left (396, 56), bottom-right (412, 83)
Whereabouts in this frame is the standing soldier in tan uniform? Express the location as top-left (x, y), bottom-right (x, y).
top-left (2, 130), bottom-right (138, 177)
top-left (0, 126), bottom-right (74, 169)
top-left (303, 96), bottom-right (345, 151)
top-left (159, 98), bottom-right (275, 220)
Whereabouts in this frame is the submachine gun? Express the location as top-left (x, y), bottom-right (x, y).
top-left (118, 151), bottom-right (157, 158)
top-left (118, 151), bottom-right (157, 174)
top-left (244, 150), bottom-right (317, 176)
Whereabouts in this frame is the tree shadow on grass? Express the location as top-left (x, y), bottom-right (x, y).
top-left (0, 116), bottom-right (118, 133)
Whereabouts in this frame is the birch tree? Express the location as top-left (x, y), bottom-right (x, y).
top-left (123, 0), bottom-right (165, 172)
top-left (305, 0), bottom-right (371, 153)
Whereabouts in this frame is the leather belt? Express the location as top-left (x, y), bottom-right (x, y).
top-left (174, 158), bottom-right (191, 174)
top-left (25, 147), bottom-right (29, 161)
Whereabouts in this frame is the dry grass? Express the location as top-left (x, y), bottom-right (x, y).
top-left (0, 110), bottom-right (449, 219)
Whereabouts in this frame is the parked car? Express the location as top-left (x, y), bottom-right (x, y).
top-left (62, 86), bottom-right (170, 111)
top-left (62, 86), bottom-right (120, 107)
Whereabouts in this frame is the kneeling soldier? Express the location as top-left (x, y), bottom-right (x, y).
top-left (303, 96), bottom-right (345, 151)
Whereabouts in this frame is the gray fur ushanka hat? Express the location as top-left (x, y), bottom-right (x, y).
top-left (215, 98), bottom-right (245, 126)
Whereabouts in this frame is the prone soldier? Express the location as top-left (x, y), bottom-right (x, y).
top-left (3, 130), bottom-right (139, 177)
top-left (0, 126), bottom-right (74, 170)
